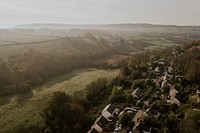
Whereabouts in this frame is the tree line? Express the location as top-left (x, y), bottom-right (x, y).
top-left (0, 46), bottom-right (117, 97)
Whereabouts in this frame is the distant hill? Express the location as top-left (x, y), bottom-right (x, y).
top-left (15, 23), bottom-right (200, 36)
top-left (15, 23), bottom-right (199, 30)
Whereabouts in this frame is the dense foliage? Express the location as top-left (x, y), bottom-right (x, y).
top-left (0, 46), bottom-right (116, 96)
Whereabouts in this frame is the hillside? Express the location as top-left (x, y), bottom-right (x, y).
top-left (0, 68), bottom-right (119, 133)
top-left (15, 23), bottom-right (200, 34)
top-left (15, 23), bottom-right (200, 30)
top-left (86, 40), bottom-right (200, 133)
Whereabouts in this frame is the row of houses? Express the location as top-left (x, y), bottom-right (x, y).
top-left (152, 56), bottom-right (182, 107)
top-left (131, 54), bottom-right (179, 133)
top-left (89, 50), bottom-right (195, 133)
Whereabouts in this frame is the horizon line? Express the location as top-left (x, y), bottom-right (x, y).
top-left (1, 22), bottom-right (200, 29)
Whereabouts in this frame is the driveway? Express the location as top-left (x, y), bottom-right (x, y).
top-left (133, 110), bottom-right (144, 124)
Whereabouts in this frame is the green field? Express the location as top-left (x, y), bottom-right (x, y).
top-left (0, 31), bottom-right (59, 58)
top-left (0, 68), bottom-right (119, 133)
top-left (132, 36), bottom-right (180, 50)
top-left (144, 39), bottom-right (180, 50)
top-left (0, 31), bottom-right (60, 44)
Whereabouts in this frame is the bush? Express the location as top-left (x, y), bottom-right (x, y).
top-left (136, 100), bottom-right (143, 107)
top-left (86, 78), bottom-right (108, 101)
top-left (44, 91), bottom-right (88, 133)
top-left (126, 94), bottom-right (134, 103)
top-left (119, 112), bottom-right (132, 127)
top-left (109, 86), bottom-right (126, 103)
top-left (169, 104), bottom-right (178, 112)
top-left (131, 79), bottom-right (146, 90)
top-left (130, 70), bottom-right (141, 80)
top-left (85, 78), bottom-right (112, 106)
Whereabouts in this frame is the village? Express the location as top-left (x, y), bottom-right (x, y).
top-left (88, 48), bottom-right (200, 133)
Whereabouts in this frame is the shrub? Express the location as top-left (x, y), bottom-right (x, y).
top-left (130, 70), bottom-right (141, 80)
top-left (131, 79), bottom-right (146, 90)
top-left (109, 86), bottom-right (126, 103)
top-left (119, 112), bottom-right (132, 127)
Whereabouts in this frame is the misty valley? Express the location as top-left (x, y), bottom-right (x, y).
top-left (0, 24), bottom-right (200, 133)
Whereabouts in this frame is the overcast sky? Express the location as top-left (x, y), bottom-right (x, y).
top-left (0, 0), bottom-right (200, 28)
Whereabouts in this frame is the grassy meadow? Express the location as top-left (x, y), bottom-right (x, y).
top-left (132, 36), bottom-right (180, 50)
top-left (0, 68), bottom-right (119, 133)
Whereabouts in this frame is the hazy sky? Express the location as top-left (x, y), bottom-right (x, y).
top-left (0, 0), bottom-right (200, 28)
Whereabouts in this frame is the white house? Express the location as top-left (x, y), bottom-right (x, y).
top-left (154, 66), bottom-right (159, 72)
top-left (88, 104), bottom-right (115, 133)
top-left (132, 87), bottom-right (143, 100)
top-left (161, 80), bottom-right (168, 88)
top-left (102, 104), bottom-right (115, 120)
top-left (167, 98), bottom-right (180, 106)
top-left (167, 87), bottom-right (180, 106)
top-left (88, 116), bottom-right (109, 133)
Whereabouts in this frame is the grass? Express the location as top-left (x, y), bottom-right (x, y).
top-left (0, 31), bottom-right (61, 58)
top-left (132, 35), bottom-right (180, 50)
top-left (0, 68), bottom-right (119, 133)
top-left (0, 31), bottom-right (59, 43)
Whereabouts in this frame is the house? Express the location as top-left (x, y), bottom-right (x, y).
top-left (144, 107), bottom-right (160, 119)
top-left (154, 66), bottom-right (161, 75)
top-left (175, 75), bottom-right (184, 82)
top-left (167, 98), bottom-right (180, 106)
top-left (169, 86), bottom-right (178, 100)
top-left (167, 86), bottom-right (180, 106)
top-left (132, 87), bottom-right (143, 100)
top-left (88, 104), bottom-right (115, 133)
top-left (189, 90), bottom-right (200, 103)
top-left (102, 104), bottom-right (115, 120)
top-left (161, 80), bottom-right (169, 88)
top-left (167, 74), bottom-right (174, 81)
top-left (154, 66), bottom-right (160, 73)
top-left (170, 61), bottom-right (174, 66)
top-left (88, 116), bottom-right (109, 133)
top-left (158, 61), bottom-right (165, 66)
top-left (167, 66), bottom-right (173, 74)
top-left (197, 90), bottom-right (200, 96)
top-left (132, 122), bottom-right (152, 133)
top-left (163, 74), bottom-right (167, 80)
top-left (89, 128), bottom-right (99, 133)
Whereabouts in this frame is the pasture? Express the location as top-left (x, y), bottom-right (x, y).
top-left (0, 68), bottom-right (119, 133)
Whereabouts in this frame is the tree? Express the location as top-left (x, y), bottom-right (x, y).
top-left (109, 86), bottom-right (126, 103)
top-left (130, 70), bottom-right (141, 80)
top-left (131, 79), bottom-right (146, 90)
top-left (169, 103), bottom-right (178, 112)
top-left (119, 112), bottom-right (132, 127)
top-left (44, 91), bottom-right (87, 133)
top-left (0, 58), bottom-right (12, 87)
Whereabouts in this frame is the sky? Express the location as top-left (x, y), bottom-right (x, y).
top-left (0, 0), bottom-right (200, 28)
